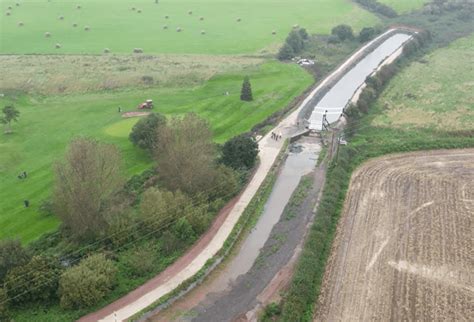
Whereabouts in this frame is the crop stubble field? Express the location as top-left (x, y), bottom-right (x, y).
top-left (316, 149), bottom-right (474, 321)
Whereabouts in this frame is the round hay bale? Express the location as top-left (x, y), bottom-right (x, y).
top-left (59, 15), bottom-right (64, 20)
top-left (188, 10), bottom-right (192, 15)
top-left (176, 27), bottom-right (182, 32)
top-left (16, 3), bottom-right (20, 6)
top-left (236, 17), bottom-right (241, 22)
top-left (293, 24), bottom-right (299, 29)
top-left (76, 5), bottom-right (81, 10)
top-left (137, 9), bottom-right (141, 13)
top-left (131, 7), bottom-right (136, 11)
top-left (272, 30), bottom-right (276, 35)
top-left (84, 25), bottom-right (90, 31)
top-left (199, 16), bottom-right (204, 21)
top-left (55, 43), bottom-right (61, 49)
top-left (18, 21), bottom-right (24, 26)
top-left (133, 48), bottom-right (143, 53)
top-left (164, 15), bottom-right (169, 19)
top-left (163, 25), bottom-right (168, 30)
top-left (201, 30), bottom-right (206, 35)
top-left (72, 23), bottom-right (77, 27)
top-left (6, 11), bottom-right (11, 16)
top-left (7, 6), bottom-right (12, 10)
top-left (45, 32), bottom-right (51, 38)
top-left (103, 48), bottom-right (110, 53)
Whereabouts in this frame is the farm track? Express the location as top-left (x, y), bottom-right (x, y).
top-left (316, 149), bottom-right (474, 321)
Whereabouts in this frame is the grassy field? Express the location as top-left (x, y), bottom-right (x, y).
top-left (0, 0), bottom-right (378, 54)
top-left (373, 34), bottom-right (474, 131)
top-left (378, 0), bottom-right (426, 13)
top-left (0, 61), bottom-right (313, 243)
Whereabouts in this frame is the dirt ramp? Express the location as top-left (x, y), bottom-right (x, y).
top-left (316, 149), bottom-right (474, 322)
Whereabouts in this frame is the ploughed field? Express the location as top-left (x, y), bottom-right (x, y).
top-left (316, 149), bottom-right (474, 321)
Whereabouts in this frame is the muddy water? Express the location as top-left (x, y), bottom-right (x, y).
top-left (208, 139), bottom-right (320, 294)
top-left (309, 33), bottom-right (412, 130)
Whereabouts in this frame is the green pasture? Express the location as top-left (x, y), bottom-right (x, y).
top-left (378, 0), bottom-right (426, 14)
top-left (0, 61), bottom-right (313, 243)
top-left (373, 34), bottom-right (474, 131)
top-left (0, 0), bottom-right (378, 54)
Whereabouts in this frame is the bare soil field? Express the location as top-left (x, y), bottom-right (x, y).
top-left (315, 149), bottom-right (474, 321)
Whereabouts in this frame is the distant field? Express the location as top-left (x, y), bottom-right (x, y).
top-left (373, 34), bottom-right (474, 131)
top-left (0, 0), bottom-right (378, 54)
top-left (0, 61), bottom-right (312, 243)
top-left (378, 0), bottom-right (426, 13)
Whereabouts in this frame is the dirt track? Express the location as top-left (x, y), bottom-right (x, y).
top-left (316, 149), bottom-right (474, 321)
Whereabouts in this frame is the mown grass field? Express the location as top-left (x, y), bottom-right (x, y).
top-left (0, 0), bottom-right (378, 54)
top-left (378, 0), bottom-right (426, 13)
top-left (0, 61), bottom-right (312, 243)
top-left (373, 34), bottom-right (474, 131)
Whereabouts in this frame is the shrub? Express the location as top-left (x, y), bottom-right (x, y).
top-left (359, 27), bottom-right (376, 42)
top-left (240, 76), bottom-right (253, 101)
top-left (331, 24), bottom-right (354, 41)
top-left (173, 218), bottom-right (195, 242)
top-left (59, 254), bottom-right (117, 309)
top-left (133, 48), bottom-right (143, 53)
top-left (4, 256), bottom-right (61, 304)
top-left (221, 134), bottom-right (259, 170)
top-left (327, 34), bottom-right (341, 44)
top-left (125, 248), bottom-right (154, 277)
top-left (0, 239), bottom-right (30, 282)
top-left (129, 112), bottom-right (166, 151)
top-left (298, 28), bottom-right (309, 40)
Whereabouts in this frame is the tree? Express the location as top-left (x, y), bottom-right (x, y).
top-left (221, 134), bottom-right (259, 170)
top-left (53, 138), bottom-right (124, 241)
top-left (277, 43), bottom-right (295, 60)
top-left (4, 256), bottom-right (61, 304)
top-left (331, 24), bottom-right (354, 41)
top-left (1, 105), bottom-right (20, 134)
top-left (129, 113), bottom-right (166, 151)
top-left (286, 30), bottom-right (304, 53)
top-left (240, 76), bottom-right (253, 101)
top-left (298, 28), bottom-right (309, 40)
top-left (0, 239), bottom-right (30, 283)
top-left (59, 254), bottom-right (117, 309)
top-left (0, 288), bottom-right (9, 321)
top-left (154, 114), bottom-right (216, 196)
top-left (359, 27), bottom-right (375, 42)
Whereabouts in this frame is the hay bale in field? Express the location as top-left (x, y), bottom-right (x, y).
top-left (201, 30), bottom-right (206, 35)
top-left (272, 30), bottom-right (276, 35)
top-left (18, 21), bottom-right (24, 26)
top-left (77, 5), bottom-right (81, 9)
top-left (293, 24), bottom-right (299, 29)
top-left (7, 6), bottom-right (12, 10)
top-left (165, 15), bottom-right (169, 19)
top-left (59, 15), bottom-right (64, 20)
top-left (131, 7), bottom-right (136, 11)
top-left (84, 25), bottom-right (90, 31)
top-left (6, 11), bottom-right (11, 16)
top-left (236, 17), bottom-right (241, 22)
top-left (188, 10), bottom-right (192, 15)
top-left (199, 16), bottom-right (204, 21)
top-left (176, 27), bottom-right (182, 32)
top-left (45, 32), bottom-right (51, 37)
top-left (72, 23), bottom-right (77, 27)
top-left (16, 3), bottom-right (20, 6)
top-left (137, 9), bottom-right (142, 13)
top-left (133, 48), bottom-right (143, 53)
top-left (104, 48), bottom-right (110, 53)
top-left (163, 25), bottom-right (168, 30)
top-left (55, 43), bottom-right (61, 49)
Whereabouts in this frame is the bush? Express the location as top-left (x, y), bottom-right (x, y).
top-left (221, 134), bottom-right (259, 170)
top-left (359, 27), bottom-right (376, 42)
top-left (125, 248), bottom-right (154, 277)
top-left (327, 34), bottom-right (341, 44)
top-left (0, 239), bottom-right (30, 282)
top-left (59, 254), bottom-right (117, 309)
top-left (298, 28), bottom-right (309, 40)
top-left (331, 24), bottom-right (354, 41)
top-left (173, 217), bottom-right (195, 242)
top-left (129, 113), bottom-right (166, 151)
top-left (4, 256), bottom-right (61, 304)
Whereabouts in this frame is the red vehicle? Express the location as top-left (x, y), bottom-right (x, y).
top-left (138, 99), bottom-right (153, 109)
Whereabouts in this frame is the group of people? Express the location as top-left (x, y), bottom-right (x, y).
top-left (271, 132), bottom-right (282, 141)
top-left (17, 171), bottom-right (30, 207)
